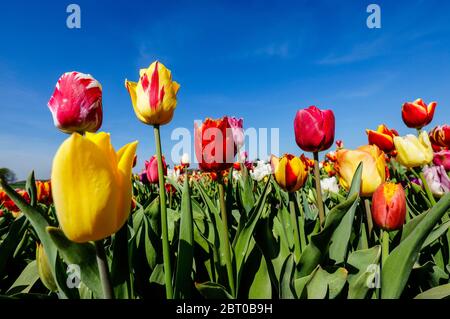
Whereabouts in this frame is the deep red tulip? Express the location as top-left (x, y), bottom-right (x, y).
top-left (145, 155), bottom-right (167, 184)
top-left (401, 98), bottom-right (436, 129)
top-left (48, 72), bottom-right (103, 133)
top-left (366, 124), bottom-right (399, 153)
top-left (372, 182), bottom-right (406, 231)
top-left (429, 125), bottom-right (450, 148)
top-left (294, 106), bottom-right (335, 152)
top-left (194, 116), bottom-right (242, 172)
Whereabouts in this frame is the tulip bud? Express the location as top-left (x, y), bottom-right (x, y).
top-left (393, 131), bottom-right (433, 168)
top-left (36, 243), bottom-right (58, 292)
top-left (294, 106), bottom-right (335, 152)
top-left (271, 154), bottom-right (309, 193)
top-left (52, 132), bottom-right (138, 243)
top-left (429, 125), bottom-right (450, 148)
top-left (145, 155), bottom-right (167, 184)
top-left (36, 181), bottom-right (52, 206)
top-left (371, 182), bottom-right (406, 231)
top-left (194, 116), bottom-right (242, 172)
top-left (48, 72), bottom-right (103, 134)
top-left (125, 61), bottom-right (180, 126)
top-left (401, 98), bottom-right (436, 129)
top-left (366, 124), bottom-right (399, 153)
top-left (433, 150), bottom-right (450, 171)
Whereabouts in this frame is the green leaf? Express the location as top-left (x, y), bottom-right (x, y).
top-left (382, 192), bottom-right (450, 299)
top-left (0, 215), bottom-right (28, 276)
top-left (297, 193), bottom-right (359, 277)
top-left (195, 282), bottom-right (233, 299)
top-left (25, 171), bottom-right (38, 207)
top-left (414, 283), bottom-right (450, 299)
top-left (46, 227), bottom-right (102, 298)
top-left (421, 219), bottom-right (450, 250)
top-left (174, 177), bottom-right (194, 299)
top-left (329, 163), bottom-right (363, 264)
top-left (6, 260), bottom-right (39, 295)
top-left (247, 247), bottom-right (272, 299)
top-left (347, 245), bottom-right (381, 299)
top-left (0, 176), bottom-right (72, 298)
top-left (234, 178), bottom-right (272, 290)
top-left (279, 253), bottom-right (295, 299)
top-left (111, 223), bottom-right (131, 299)
top-left (149, 264), bottom-right (165, 286)
top-left (305, 266), bottom-right (348, 299)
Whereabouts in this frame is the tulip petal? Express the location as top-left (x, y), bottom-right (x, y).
top-left (52, 133), bottom-right (120, 242)
top-left (115, 141), bottom-right (138, 229)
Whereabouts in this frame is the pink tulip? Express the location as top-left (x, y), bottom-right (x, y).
top-left (145, 155), bottom-right (167, 184)
top-left (48, 72), bottom-right (103, 133)
top-left (433, 150), bottom-right (450, 171)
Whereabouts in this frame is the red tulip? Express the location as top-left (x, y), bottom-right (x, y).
top-left (145, 155), bottom-right (167, 184)
top-left (371, 182), bottom-right (406, 231)
top-left (434, 150), bottom-right (450, 171)
top-left (194, 116), bottom-right (242, 172)
top-left (429, 125), bottom-right (450, 148)
top-left (366, 124), bottom-right (399, 153)
top-left (294, 106), bottom-right (335, 152)
top-left (401, 98), bottom-right (436, 129)
top-left (48, 72), bottom-right (103, 133)
top-left (0, 189), bottom-right (30, 213)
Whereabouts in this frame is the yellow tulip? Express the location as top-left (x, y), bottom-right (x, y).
top-left (393, 131), bottom-right (433, 168)
top-left (125, 61), bottom-right (180, 126)
top-left (51, 132), bottom-right (138, 243)
top-left (270, 154), bottom-right (309, 193)
top-left (335, 145), bottom-right (386, 197)
top-left (36, 243), bottom-right (58, 292)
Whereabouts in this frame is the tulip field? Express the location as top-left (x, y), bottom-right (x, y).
top-left (0, 61), bottom-right (450, 301)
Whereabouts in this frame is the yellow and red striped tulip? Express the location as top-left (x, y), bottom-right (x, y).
top-left (51, 132), bottom-right (138, 243)
top-left (125, 61), bottom-right (180, 126)
top-left (271, 154), bottom-right (309, 193)
top-left (335, 145), bottom-right (387, 197)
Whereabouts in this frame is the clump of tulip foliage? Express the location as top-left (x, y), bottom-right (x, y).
top-left (0, 64), bottom-right (450, 300)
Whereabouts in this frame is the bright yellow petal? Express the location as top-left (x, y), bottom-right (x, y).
top-left (51, 133), bottom-right (120, 243)
top-left (125, 80), bottom-right (138, 109)
top-left (115, 141), bottom-right (138, 230)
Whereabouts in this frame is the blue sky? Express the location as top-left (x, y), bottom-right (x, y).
top-left (1, 0), bottom-right (450, 180)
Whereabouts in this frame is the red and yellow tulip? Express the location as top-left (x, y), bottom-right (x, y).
top-left (271, 154), bottom-right (310, 193)
top-left (371, 182), bottom-right (406, 231)
top-left (401, 98), bottom-right (437, 129)
top-left (366, 124), bottom-right (399, 153)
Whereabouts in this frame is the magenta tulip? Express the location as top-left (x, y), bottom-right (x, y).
top-left (294, 106), bottom-right (335, 152)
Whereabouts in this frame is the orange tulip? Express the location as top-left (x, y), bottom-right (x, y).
top-left (371, 182), bottom-right (406, 231)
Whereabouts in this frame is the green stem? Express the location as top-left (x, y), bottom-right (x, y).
top-left (313, 152), bottom-right (325, 228)
top-left (364, 198), bottom-right (374, 241)
top-left (298, 193), bottom-right (307, 251)
top-left (95, 241), bottom-right (114, 299)
top-left (289, 193), bottom-right (302, 263)
top-left (153, 125), bottom-right (173, 299)
top-left (217, 175), bottom-right (236, 297)
top-left (419, 171), bottom-right (437, 206)
top-left (381, 230), bottom-right (390, 268)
